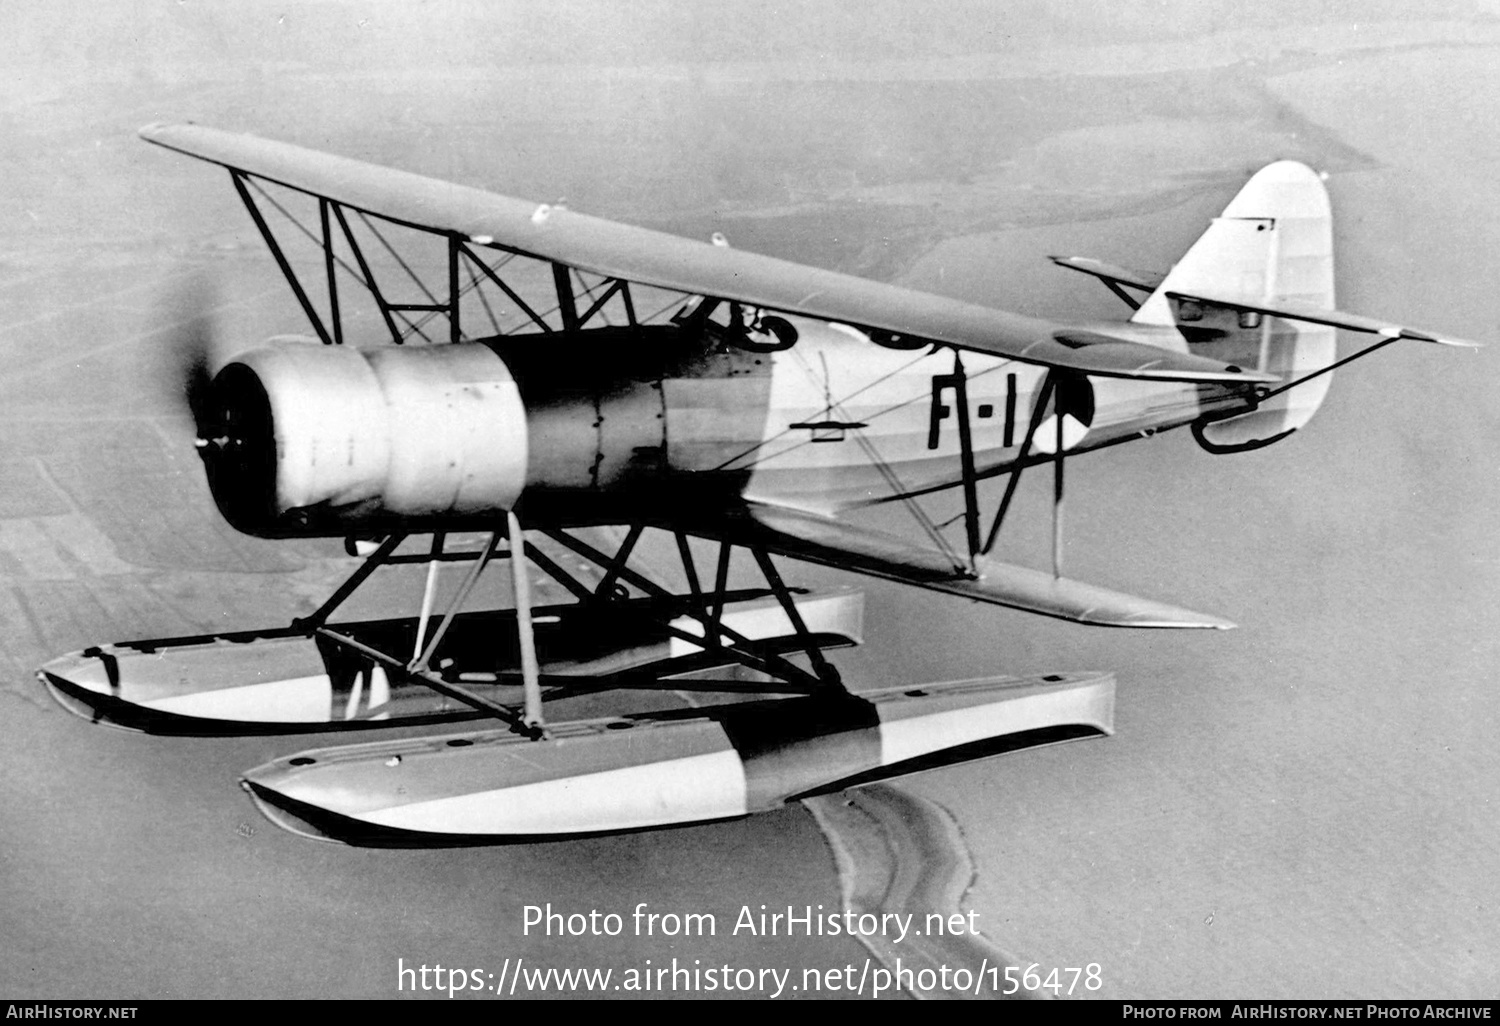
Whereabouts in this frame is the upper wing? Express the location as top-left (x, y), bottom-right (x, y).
top-left (140, 122), bottom-right (1274, 385)
top-left (695, 502), bottom-right (1234, 630)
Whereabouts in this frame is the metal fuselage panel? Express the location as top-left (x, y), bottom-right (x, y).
top-left (728, 319), bottom-right (1235, 512)
top-left (493, 325), bottom-right (774, 524)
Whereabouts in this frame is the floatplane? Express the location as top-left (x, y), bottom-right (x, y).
top-left (38, 124), bottom-right (1476, 844)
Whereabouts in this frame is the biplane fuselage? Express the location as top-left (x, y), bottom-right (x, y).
top-left (212, 312), bottom-right (1240, 538)
top-left (509, 319), bottom-right (1229, 517)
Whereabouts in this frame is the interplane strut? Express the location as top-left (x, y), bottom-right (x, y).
top-left (225, 170), bottom-right (673, 348)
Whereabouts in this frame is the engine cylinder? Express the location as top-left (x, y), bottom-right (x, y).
top-left (204, 342), bottom-right (528, 536)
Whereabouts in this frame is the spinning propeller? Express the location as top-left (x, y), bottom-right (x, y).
top-left (155, 270), bottom-right (228, 449)
top-left (152, 271), bottom-right (283, 531)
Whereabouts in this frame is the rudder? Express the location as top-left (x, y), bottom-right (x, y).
top-left (1133, 161), bottom-right (1335, 452)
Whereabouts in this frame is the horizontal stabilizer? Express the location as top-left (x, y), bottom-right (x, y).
top-left (1046, 330), bottom-right (1277, 383)
top-left (1050, 256), bottom-right (1166, 293)
top-left (1168, 290), bottom-right (1482, 348)
top-left (708, 504), bottom-right (1235, 629)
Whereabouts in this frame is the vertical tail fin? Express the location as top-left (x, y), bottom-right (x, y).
top-left (1134, 161), bottom-right (1336, 452)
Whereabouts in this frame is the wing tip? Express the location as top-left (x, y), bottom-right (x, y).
top-left (1402, 329), bottom-right (1484, 349)
top-left (1190, 616), bottom-right (1237, 631)
top-left (138, 121), bottom-right (194, 145)
top-left (138, 120), bottom-right (211, 145)
top-left (1097, 611), bottom-right (1237, 630)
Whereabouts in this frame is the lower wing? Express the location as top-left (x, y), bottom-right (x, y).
top-left (691, 502), bottom-right (1234, 630)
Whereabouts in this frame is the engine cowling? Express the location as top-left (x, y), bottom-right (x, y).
top-left (202, 341), bottom-right (528, 537)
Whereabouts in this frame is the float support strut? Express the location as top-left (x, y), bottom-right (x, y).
top-left (507, 510), bottom-right (545, 733)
